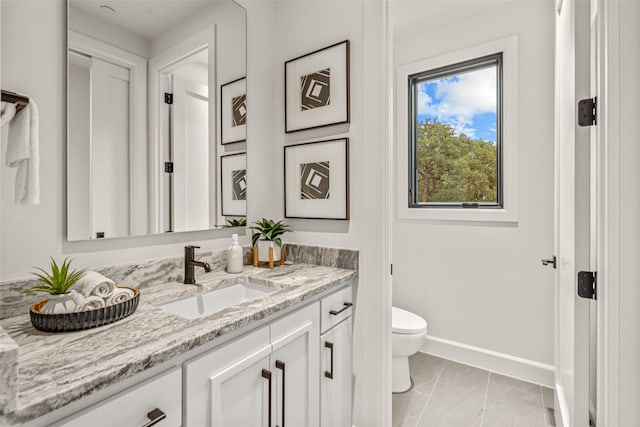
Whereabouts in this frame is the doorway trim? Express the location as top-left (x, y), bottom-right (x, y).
top-left (148, 26), bottom-right (216, 234)
top-left (595, 0), bottom-right (620, 425)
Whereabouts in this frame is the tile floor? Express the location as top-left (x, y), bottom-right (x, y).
top-left (393, 353), bottom-right (555, 427)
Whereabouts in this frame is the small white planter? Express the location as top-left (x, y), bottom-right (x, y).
top-left (40, 291), bottom-right (79, 314)
top-left (257, 240), bottom-right (282, 262)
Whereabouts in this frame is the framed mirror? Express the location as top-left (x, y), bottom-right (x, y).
top-left (66, 0), bottom-right (246, 241)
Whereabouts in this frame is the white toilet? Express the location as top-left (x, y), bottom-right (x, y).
top-left (392, 306), bottom-right (428, 393)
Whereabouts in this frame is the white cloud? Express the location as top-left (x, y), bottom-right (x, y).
top-left (417, 66), bottom-right (496, 138)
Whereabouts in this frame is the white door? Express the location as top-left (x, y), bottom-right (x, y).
top-left (91, 57), bottom-right (131, 239)
top-left (270, 320), bottom-right (319, 427)
top-left (554, 0), bottom-right (593, 425)
top-left (321, 317), bottom-right (353, 427)
top-left (171, 75), bottom-right (210, 232)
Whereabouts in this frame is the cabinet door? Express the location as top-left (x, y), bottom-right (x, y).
top-left (321, 317), bottom-right (353, 427)
top-left (270, 303), bottom-right (320, 427)
top-left (185, 326), bottom-right (271, 426)
top-left (210, 348), bottom-right (272, 427)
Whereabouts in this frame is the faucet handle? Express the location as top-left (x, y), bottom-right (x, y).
top-left (185, 245), bottom-right (201, 249)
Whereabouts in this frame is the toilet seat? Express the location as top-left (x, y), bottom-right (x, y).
top-left (392, 307), bottom-right (427, 334)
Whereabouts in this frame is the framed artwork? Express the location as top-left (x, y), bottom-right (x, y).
top-left (220, 152), bottom-right (247, 217)
top-left (221, 77), bottom-right (246, 144)
top-left (285, 40), bottom-right (350, 133)
top-left (284, 138), bottom-right (349, 220)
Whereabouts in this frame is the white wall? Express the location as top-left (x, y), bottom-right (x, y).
top-left (391, 1), bottom-right (556, 383)
top-left (0, 0), bottom-right (245, 281)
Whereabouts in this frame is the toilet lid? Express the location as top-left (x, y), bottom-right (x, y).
top-left (392, 307), bottom-right (427, 334)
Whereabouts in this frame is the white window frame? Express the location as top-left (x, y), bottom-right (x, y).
top-left (396, 35), bottom-right (519, 223)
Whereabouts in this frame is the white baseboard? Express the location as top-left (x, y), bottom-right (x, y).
top-left (421, 335), bottom-right (555, 388)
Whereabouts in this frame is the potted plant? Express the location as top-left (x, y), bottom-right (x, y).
top-left (224, 218), bottom-right (247, 227)
top-left (25, 257), bottom-right (86, 314)
top-left (250, 218), bottom-right (292, 262)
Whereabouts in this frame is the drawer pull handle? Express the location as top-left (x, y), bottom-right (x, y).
top-left (262, 369), bottom-right (273, 427)
top-left (329, 302), bottom-right (352, 316)
top-left (142, 408), bottom-right (166, 427)
top-left (325, 341), bottom-right (334, 379)
top-left (276, 360), bottom-right (286, 427)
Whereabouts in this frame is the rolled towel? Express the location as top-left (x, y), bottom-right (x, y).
top-left (74, 271), bottom-right (116, 298)
top-left (105, 287), bottom-right (134, 306)
top-left (75, 295), bottom-right (106, 312)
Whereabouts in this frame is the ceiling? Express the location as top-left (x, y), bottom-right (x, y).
top-left (69, 0), bottom-right (213, 40)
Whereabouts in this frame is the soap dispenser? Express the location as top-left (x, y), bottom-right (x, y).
top-left (227, 234), bottom-right (243, 273)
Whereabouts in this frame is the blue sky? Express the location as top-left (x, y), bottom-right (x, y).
top-left (416, 66), bottom-right (497, 143)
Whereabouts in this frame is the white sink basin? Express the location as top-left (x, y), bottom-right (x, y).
top-left (159, 283), bottom-right (275, 319)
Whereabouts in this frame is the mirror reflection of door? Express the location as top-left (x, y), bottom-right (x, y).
top-left (163, 50), bottom-right (211, 233)
top-left (68, 48), bottom-right (140, 240)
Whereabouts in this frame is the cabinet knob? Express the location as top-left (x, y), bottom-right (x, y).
top-left (142, 408), bottom-right (166, 427)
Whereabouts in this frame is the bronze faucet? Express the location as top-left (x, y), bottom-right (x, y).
top-left (184, 245), bottom-right (212, 284)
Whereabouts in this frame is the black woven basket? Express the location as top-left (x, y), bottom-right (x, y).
top-left (30, 287), bottom-right (140, 332)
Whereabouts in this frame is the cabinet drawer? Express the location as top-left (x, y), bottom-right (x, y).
top-left (56, 367), bottom-right (182, 427)
top-left (320, 286), bottom-right (353, 333)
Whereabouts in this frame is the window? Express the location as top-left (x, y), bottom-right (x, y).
top-left (408, 53), bottom-right (502, 209)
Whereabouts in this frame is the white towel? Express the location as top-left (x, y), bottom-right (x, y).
top-left (75, 295), bottom-right (106, 311)
top-left (105, 287), bottom-right (134, 306)
top-left (1, 102), bottom-right (16, 128)
top-left (6, 99), bottom-right (39, 205)
top-left (74, 271), bottom-right (116, 298)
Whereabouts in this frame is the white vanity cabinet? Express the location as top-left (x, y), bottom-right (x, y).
top-left (320, 286), bottom-right (354, 427)
top-left (32, 285), bottom-right (353, 427)
top-left (184, 303), bottom-right (320, 427)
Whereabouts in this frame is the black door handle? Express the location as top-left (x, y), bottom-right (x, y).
top-left (275, 360), bottom-right (286, 427)
top-left (262, 369), bottom-right (272, 427)
top-left (324, 341), bottom-right (334, 379)
top-left (541, 256), bottom-right (557, 269)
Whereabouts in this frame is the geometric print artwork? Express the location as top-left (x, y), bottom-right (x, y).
top-left (232, 169), bottom-right (247, 200)
top-left (300, 68), bottom-right (330, 111)
top-left (232, 94), bottom-right (246, 127)
top-left (300, 161), bottom-right (330, 199)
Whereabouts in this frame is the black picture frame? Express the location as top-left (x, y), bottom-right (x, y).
top-left (285, 40), bottom-right (350, 133)
top-left (220, 77), bottom-right (246, 145)
top-left (220, 152), bottom-right (247, 217)
top-left (284, 138), bottom-right (350, 220)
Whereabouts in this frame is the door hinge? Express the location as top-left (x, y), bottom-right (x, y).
top-left (578, 97), bottom-right (597, 126)
top-left (164, 92), bottom-right (173, 105)
top-left (578, 271), bottom-right (597, 300)
top-left (390, 263), bottom-right (393, 275)
top-left (164, 162), bottom-right (174, 173)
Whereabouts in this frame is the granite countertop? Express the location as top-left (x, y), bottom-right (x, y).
top-left (0, 263), bottom-right (356, 425)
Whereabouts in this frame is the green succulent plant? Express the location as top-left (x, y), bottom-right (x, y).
top-left (249, 218), bottom-right (292, 248)
top-left (224, 218), bottom-right (247, 227)
top-left (25, 257), bottom-right (86, 295)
